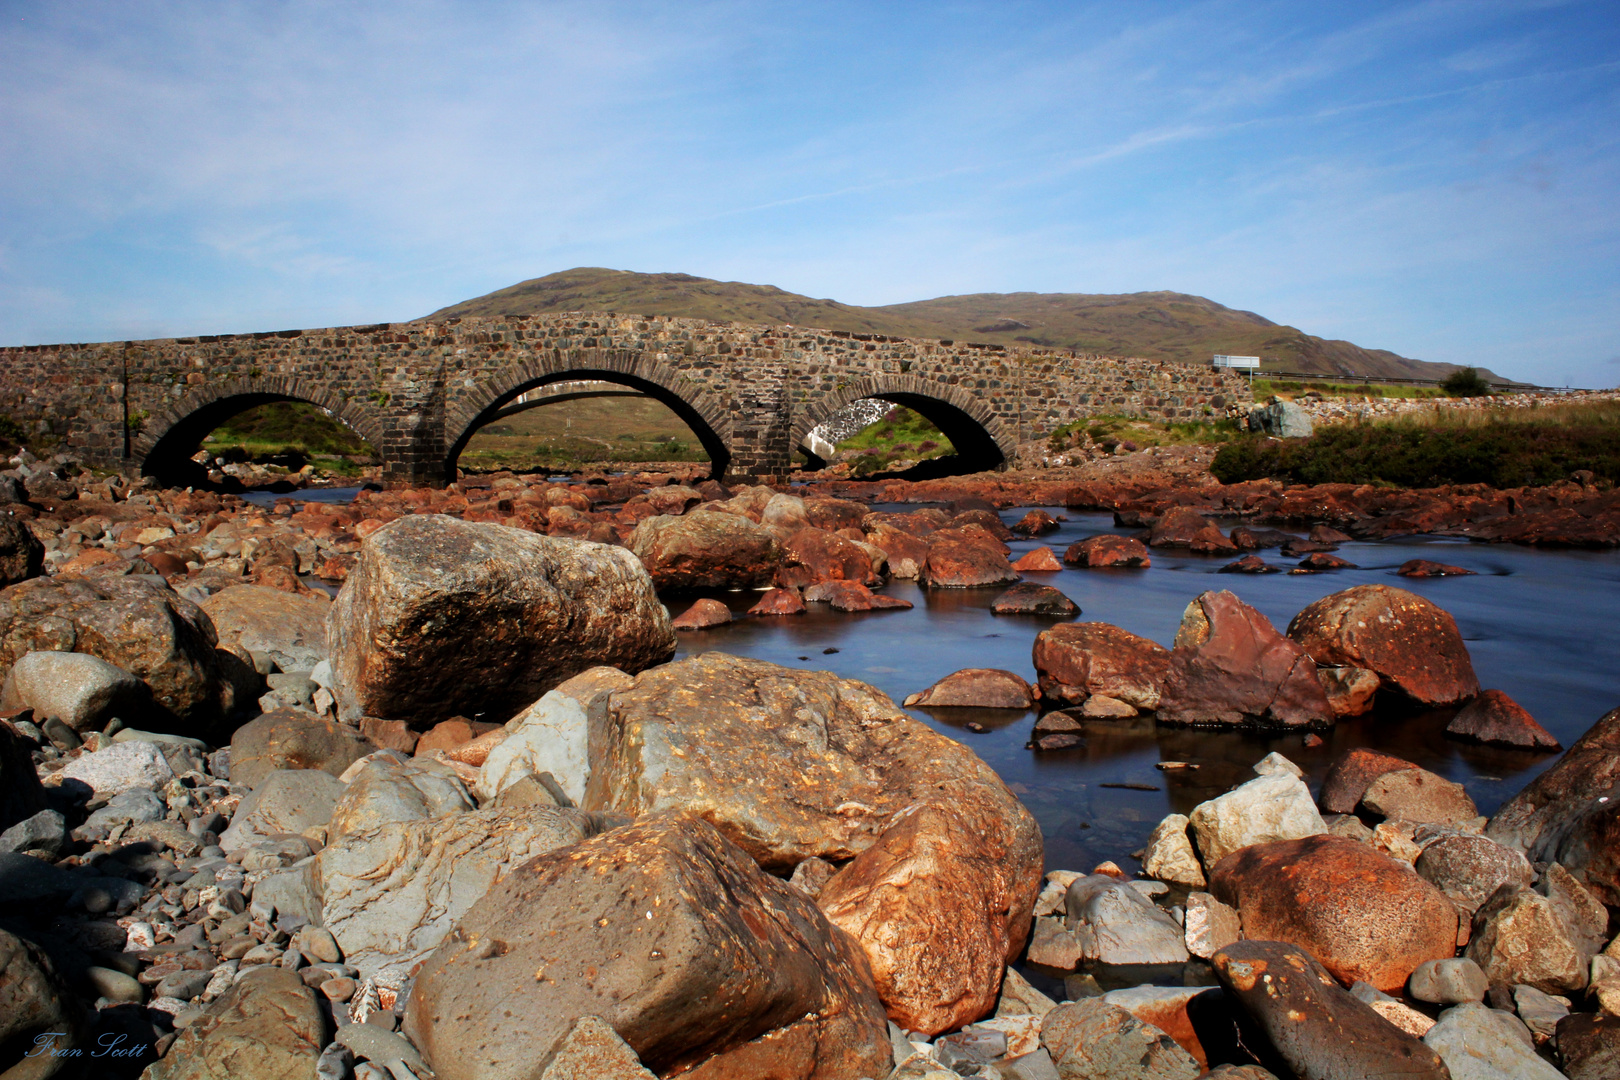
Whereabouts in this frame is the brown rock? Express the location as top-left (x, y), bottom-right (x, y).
top-left (200, 584), bottom-right (329, 674)
top-left (859, 522), bottom-right (931, 580)
top-left (629, 509), bottom-right (782, 590)
top-left (1414, 834), bottom-right (1533, 916)
top-left (990, 582), bottom-right (1078, 616)
top-left (1217, 555), bottom-right (1279, 574)
top-left (1316, 666), bottom-right (1380, 719)
top-left (329, 515), bottom-right (674, 725)
top-left (775, 528), bottom-right (880, 589)
top-left (1556, 1012), bottom-right (1620, 1080)
top-left (1010, 546), bottom-right (1063, 572)
top-left (145, 966), bottom-right (329, 1080)
top-left (1466, 885), bottom-right (1588, 994)
top-left (582, 654), bottom-right (1042, 1031)
top-left (0, 516), bottom-right (44, 587)
top-left (1189, 525), bottom-right (1240, 555)
top-left (1446, 689), bottom-right (1560, 750)
top-left (1487, 704), bottom-right (1620, 858)
top-left (1149, 507), bottom-right (1216, 548)
top-left (1319, 749), bottom-right (1419, 815)
top-left (0, 719), bottom-right (46, 832)
top-left (358, 717), bottom-right (418, 754)
top-left (802, 497), bottom-right (868, 533)
top-left (1398, 559), bottom-right (1476, 578)
top-left (0, 925), bottom-right (82, 1079)
top-left (539, 1016), bottom-right (657, 1080)
top-left (1361, 767), bottom-right (1479, 825)
top-left (904, 668), bottom-right (1035, 709)
top-left (1310, 525), bottom-right (1353, 545)
top-left (1211, 941), bottom-right (1450, 1079)
top-left (1156, 591), bottom-right (1331, 729)
top-left (672, 598), bottom-right (732, 630)
top-left (1294, 552), bottom-right (1357, 571)
top-left (1036, 732), bottom-right (1082, 750)
top-left (1546, 800), bottom-right (1620, 909)
top-left (1287, 584), bottom-right (1479, 706)
top-left (802, 580), bottom-right (911, 611)
top-left (819, 800), bottom-right (1039, 1035)
top-left (1064, 534), bottom-right (1151, 568)
top-left (1039, 998), bottom-right (1201, 1079)
top-left (414, 718), bottom-right (481, 757)
top-left (0, 574), bottom-right (225, 729)
top-left (403, 813), bottom-right (891, 1080)
top-left (1033, 622), bottom-right (1170, 710)
top-left (920, 527), bottom-right (1019, 588)
top-left (1011, 510), bottom-right (1060, 536)
top-left (1209, 834), bottom-right (1459, 992)
top-left (950, 509), bottom-right (1014, 540)
top-left (748, 587), bottom-right (806, 616)
top-left (228, 707), bottom-right (377, 792)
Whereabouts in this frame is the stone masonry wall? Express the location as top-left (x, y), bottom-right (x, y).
top-left (0, 313), bottom-right (1251, 483)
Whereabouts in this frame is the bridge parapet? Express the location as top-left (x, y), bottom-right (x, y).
top-left (0, 313), bottom-right (1251, 484)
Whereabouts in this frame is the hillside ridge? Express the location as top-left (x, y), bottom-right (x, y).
top-left (424, 267), bottom-right (1507, 383)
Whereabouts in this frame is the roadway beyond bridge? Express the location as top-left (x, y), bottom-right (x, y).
top-left (0, 313), bottom-right (1250, 486)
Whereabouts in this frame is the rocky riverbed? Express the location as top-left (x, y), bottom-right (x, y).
top-left (1, 450), bottom-right (1618, 1080)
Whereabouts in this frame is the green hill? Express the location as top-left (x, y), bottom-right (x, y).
top-left (425, 267), bottom-right (1515, 384)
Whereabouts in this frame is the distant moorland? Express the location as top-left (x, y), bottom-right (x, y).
top-left (425, 267), bottom-right (1514, 384)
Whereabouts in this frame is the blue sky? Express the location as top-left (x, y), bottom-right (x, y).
top-left (3, 1), bottom-right (1617, 387)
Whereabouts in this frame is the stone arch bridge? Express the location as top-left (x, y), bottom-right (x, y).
top-left (0, 313), bottom-right (1248, 485)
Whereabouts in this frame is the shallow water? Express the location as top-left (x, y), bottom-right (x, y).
top-left (673, 506), bottom-right (1620, 875)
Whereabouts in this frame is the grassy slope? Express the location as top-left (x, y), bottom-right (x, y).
top-left (460, 396), bottom-right (709, 471)
top-left (424, 267), bottom-right (1512, 383)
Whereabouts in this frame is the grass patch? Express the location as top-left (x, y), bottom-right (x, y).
top-left (1047, 413), bottom-right (1243, 453)
top-left (1252, 377), bottom-right (1446, 400)
top-left (203, 402), bottom-right (373, 458)
top-left (1211, 400), bottom-right (1620, 488)
top-left (834, 407), bottom-right (956, 476)
top-left (460, 396), bottom-right (710, 472)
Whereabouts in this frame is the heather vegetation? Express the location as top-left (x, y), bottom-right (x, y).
top-left (1211, 399), bottom-right (1620, 488)
top-left (834, 406), bottom-right (955, 476)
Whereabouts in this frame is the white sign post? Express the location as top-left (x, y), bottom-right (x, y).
top-left (1212, 355), bottom-right (1260, 387)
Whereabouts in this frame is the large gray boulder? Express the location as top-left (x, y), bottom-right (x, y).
top-left (1039, 998), bottom-right (1200, 1079)
top-left (312, 804), bottom-right (595, 984)
top-left (218, 769), bottom-right (345, 853)
top-left (326, 753), bottom-right (473, 839)
top-left (1247, 397), bottom-right (1313, 438)
top-left (1423, 1001), bottom-right (1565, 1080)
top-left (328, 515), bottom-right (674, 725)
top-left (228, 707), bottom-right (376, 792)
top-left (54, 739), bottom-right (175, 798)
top-left (403, 812), bottom-right (891, 1080)
top-left (0, 650), bottom-right (147, 731)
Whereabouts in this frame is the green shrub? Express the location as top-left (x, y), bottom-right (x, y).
top-left (1211, 419), bottom-right (1620, 488)
top-left (1441, 367), bottom-right (1493, 398)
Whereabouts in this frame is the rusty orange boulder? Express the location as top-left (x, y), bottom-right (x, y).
top-left (1210, 834), bottom-right (1458, 993)
top-left (672, 598), bottom-right (732, 630)
top-left (747, 587), bottom-right (806, 616)
top-left (403, 813), bottom-right (892, 1080)
top-left (1064, 534), bottom-right (1151, 568)
top-left (1286, 584), bottom-right (1479, 706)
top-left (629, 510), bottom-right (782, 591)
top-left (581, 653), bottom-right (1043, 1035)
top-left (1011, 546), bottom-right (1063, 572)
top-left (1318, 748), bottom-right (1419, 815)
top-left (920, 527), bottom-right (1020, 588)
top-left (775, 528), bottom-right (881, 589)
top-left (1446, 689), bottom-right (1561, 750)
top-left (328, 515), bottom-right (674, 724)
top-left (1033, 622), bottom-right (1171, 711)
top-left (1156, 590), bottom-right (1331, 730)
top-left (904, 668), bottom-right (1035, 709)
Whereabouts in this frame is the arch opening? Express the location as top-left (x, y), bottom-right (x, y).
top-left (140, 394), bottom-right (379, 491)
top-left (446, 370), bottom-right (730, 482)
top-left (800, 393), bottom-right (1007, 477)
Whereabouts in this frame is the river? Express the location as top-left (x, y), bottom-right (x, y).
top-left (670, 505), bottom-right (1620, 876)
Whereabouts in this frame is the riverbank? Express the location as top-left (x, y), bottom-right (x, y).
top-left (1, 449), bottom-right (1618, 1078)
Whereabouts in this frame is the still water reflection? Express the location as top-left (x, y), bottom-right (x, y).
top-left (674, 506), bottom-right (1620, 874)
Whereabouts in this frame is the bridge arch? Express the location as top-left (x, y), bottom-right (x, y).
top-left (793, 375), bottom-right (1014, 473)
top-left (132, 378), bottom-right (389, 487)
top-left (445, 348), bottom-right (732, 482)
